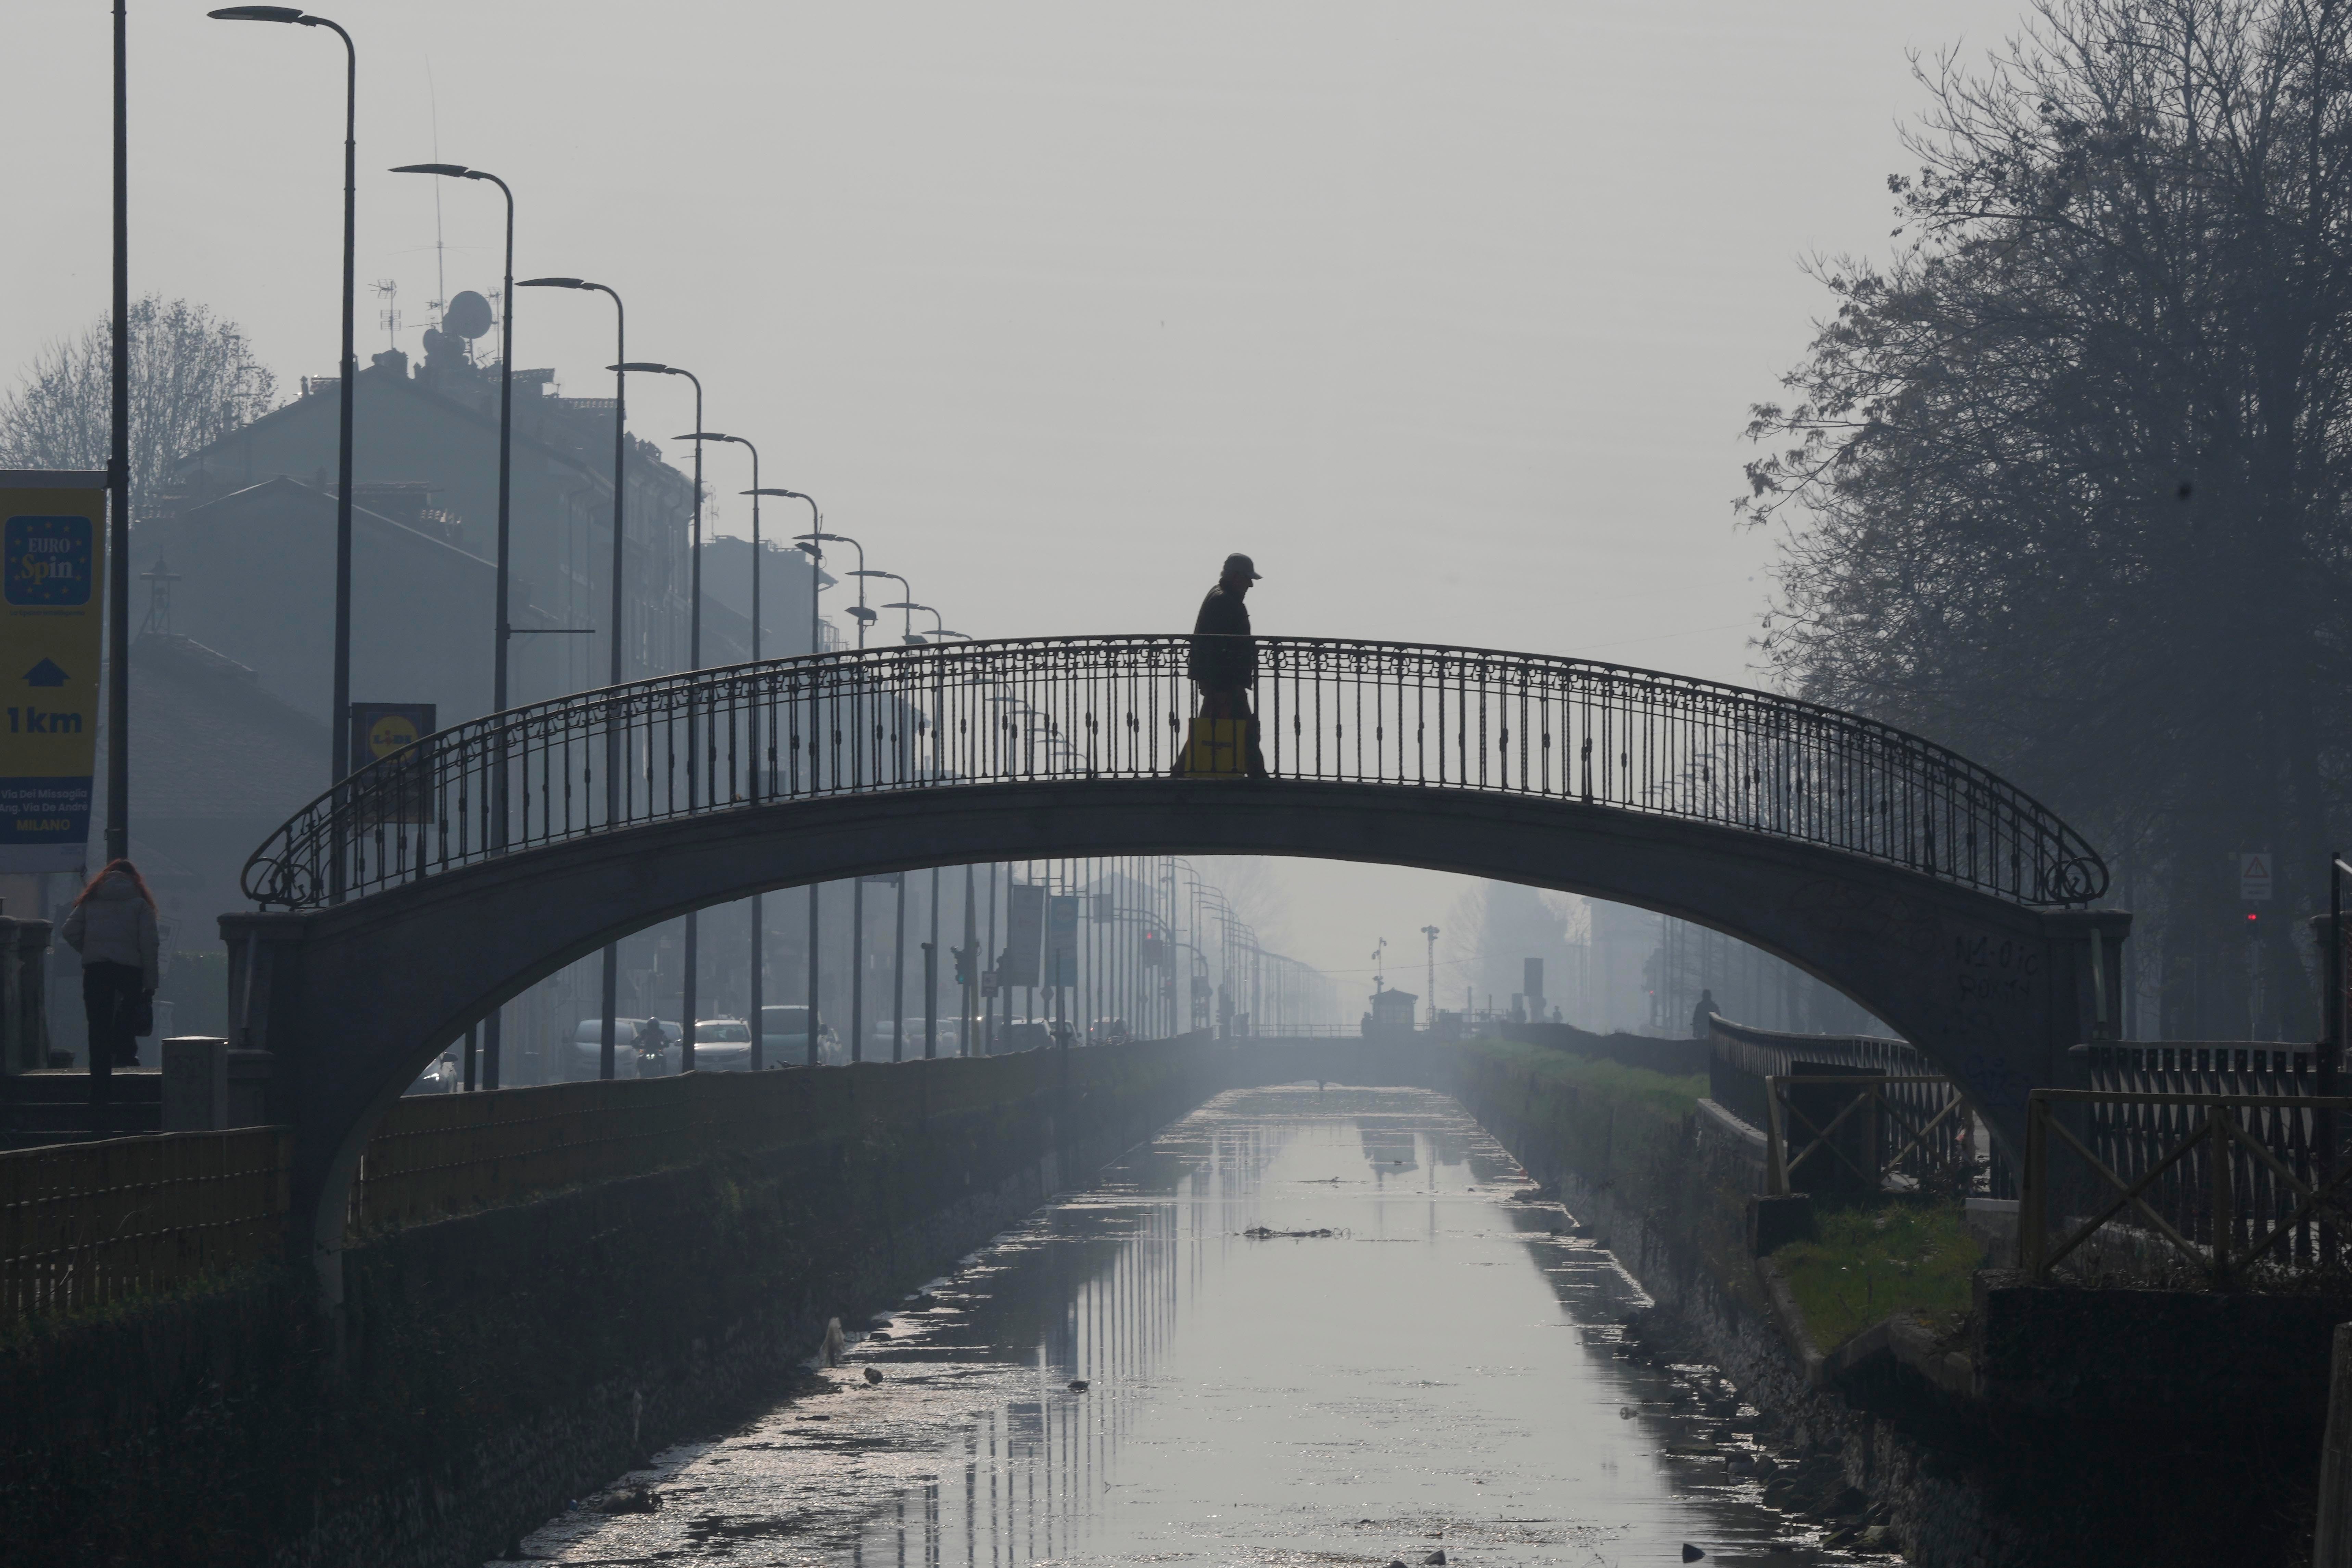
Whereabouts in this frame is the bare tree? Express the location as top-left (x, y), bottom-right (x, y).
top-left (1742, 0), bottom-right (2352, 1036)
top-left (0, 295), bottom-right (277, 520)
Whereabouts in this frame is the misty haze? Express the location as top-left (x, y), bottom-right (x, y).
top-left (2, 3), bottom-right (2346, 1566)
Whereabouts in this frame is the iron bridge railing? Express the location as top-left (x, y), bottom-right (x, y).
top-left (241, 634), bottom-right (2109, 910)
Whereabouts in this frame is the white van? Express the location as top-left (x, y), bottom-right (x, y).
top-left (758, 1005), bottom-right (840, 1066)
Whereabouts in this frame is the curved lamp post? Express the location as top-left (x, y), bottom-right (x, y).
top-left (751, 488), bottom-right (826, 1066)
top-left (392, 159), bottom-right (516, 1088)
top-left (211, 5), bottom-right (359, 794)
top-left (618, 362), bottom-right (709, 1065)
top-left (518, 276), bottom-right (626, 1079)
top-left (690, 436), bottom-right (768, 1064)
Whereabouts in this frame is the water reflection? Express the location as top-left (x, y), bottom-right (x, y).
top-left (509, 1086), bottom-right (1835, 1567)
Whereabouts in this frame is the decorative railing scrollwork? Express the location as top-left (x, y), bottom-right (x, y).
top-left (241, 634), bottom-right (2109, 911)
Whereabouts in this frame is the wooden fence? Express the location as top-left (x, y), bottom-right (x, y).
top-left (2021, 1086), bottom-right (2352, 1285)
top-left (2075, 1042), bottom-right (2337, 1265)
top-left (1761, 1073), bottom-right (1974, 1197)
top-left (0, 1127), bottom-right (290, 1326)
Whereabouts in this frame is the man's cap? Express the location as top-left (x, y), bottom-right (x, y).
top-left (1222, 552), bottom-right (1262, 580)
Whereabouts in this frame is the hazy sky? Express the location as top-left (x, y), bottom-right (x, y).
top-left (10, 0), bottom-right (2021, 981)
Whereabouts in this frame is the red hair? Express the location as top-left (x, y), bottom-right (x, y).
top-left (72, 858), bottom-right (156, 913)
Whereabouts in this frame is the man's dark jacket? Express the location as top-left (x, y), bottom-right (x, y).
top-left (1187, 584), bottom-right (1256, 690)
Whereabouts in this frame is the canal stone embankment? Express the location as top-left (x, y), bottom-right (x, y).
top-left (1447, 1031), bottom-right (2337, 1567)
top-left (0, 1035), bottom-right (1220, 1568)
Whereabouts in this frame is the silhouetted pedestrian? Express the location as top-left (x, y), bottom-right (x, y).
top-left (1176, 552), bottom-right (1268, 778)
top-left (61, 859), bottom-right (159, 1116)
top-left (1691, 987), bottom-right (1717, 1040)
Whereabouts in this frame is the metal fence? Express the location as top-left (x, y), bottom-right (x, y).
top-left (243, 635), bottom-right (2108, 911)
top-left (0, 1127), bottom-right (290, 1326)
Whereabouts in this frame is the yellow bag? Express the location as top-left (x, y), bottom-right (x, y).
top-left (1182, 717), bottom-right (1250, 777)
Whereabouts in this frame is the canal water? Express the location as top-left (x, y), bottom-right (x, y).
top-left (505, 1085), bottom-right (1840, 1568)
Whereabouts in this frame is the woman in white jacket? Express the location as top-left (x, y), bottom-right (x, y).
top-left (61, 859), bottom-right (159, 1089)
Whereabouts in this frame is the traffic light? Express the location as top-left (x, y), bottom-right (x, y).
top-left (1141, 929), bottom-right (1167, 969)
top-left (951, 944), bottom-right (971, 986)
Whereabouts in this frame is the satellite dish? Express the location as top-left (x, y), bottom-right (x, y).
top-left (443, 290), bottom-right (494, 341)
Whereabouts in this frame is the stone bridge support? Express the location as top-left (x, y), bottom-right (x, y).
top-left (221, 779), bottom-right (2126, 1306)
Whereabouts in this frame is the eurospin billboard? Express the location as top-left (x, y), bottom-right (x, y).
top-left (0, 472), bottom-right (107, 874)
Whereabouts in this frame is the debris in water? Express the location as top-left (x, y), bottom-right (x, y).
top-left (1243, 1225), bottom-right (1336, 1238)
top-left (1681, 1546), bottom-right (1706, 1563)
top-left (590, 1484), bottom-right (661, 1515)
top-left (1425, 1552), bottom-right (1447, 1565)
top-left (864, 1366), bottom-right (885, 1384)
top-left (1618, 1405), bottom-right (1636, 1419)
top-left (1068, 1379), bottom-right (1089, 1391)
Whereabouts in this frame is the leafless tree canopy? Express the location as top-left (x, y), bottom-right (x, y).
top-left (0, 295), bottom-right (277, 521)
top-left (1743, 0), bottom-right (2352, 1034)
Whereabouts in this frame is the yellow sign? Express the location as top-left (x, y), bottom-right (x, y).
top-left (0, 473), bottom-right (107, 873)
top-left (368, 712), bottom-right (421, 757)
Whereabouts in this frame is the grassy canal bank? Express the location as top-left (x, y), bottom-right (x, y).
top-left (1445, 1030), bottom-right (2336, 1567)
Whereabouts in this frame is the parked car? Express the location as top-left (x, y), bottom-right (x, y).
top-left (685, 1018), bottom-right (755, 1072)
top-left (758, 1005), bottom-right (840, 1066)
top-left (997, 1019), bottom-right (1053, 1052)
top-left (1087, 1017), bottom-right (1131, 1046)
top-left (566, 1017), bottom-right (679, 1080)
top-left (405, 1051), bottom-right (459, 1095)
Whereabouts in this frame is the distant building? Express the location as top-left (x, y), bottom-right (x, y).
top-left (1364, 986), bottom-right (1419, 1039)
top-left (158, 346), bottom-right (824, 718)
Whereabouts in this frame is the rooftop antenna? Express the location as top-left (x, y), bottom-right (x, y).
top-left (371, 279), bottom-right (401, 349)
top-left (427, 58), bottom-right (447, 328)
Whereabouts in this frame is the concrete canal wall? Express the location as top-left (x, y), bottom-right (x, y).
top-left (0, 1035), bottom-right (1223, 1568)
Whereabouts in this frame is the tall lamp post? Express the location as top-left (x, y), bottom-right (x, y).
top-left (751, 488), bottom-right (825, 1064)
top-left (518, 276), bottom-right (626, 1078)
top-left (209, 5), bottom-right (358, 794)
top-left (824, 542), bottom-right (885, 1061)
top-left (392, 158), bottom-right (513, 1086)
top-left (794, 522), bottom-right (867, 1064)
top-left (691, 435), bottom-right (767, 1062)
top-left (615, 363), bottom-right (706, 1067)
top-left (106, 0), bottom-right (129, 866)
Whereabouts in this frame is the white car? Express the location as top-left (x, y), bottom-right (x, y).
top-left (685, 1018), bottom-right (755, 1072)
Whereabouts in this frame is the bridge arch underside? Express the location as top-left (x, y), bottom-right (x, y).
top-left (227, 779), bottom-right (2120, 1286)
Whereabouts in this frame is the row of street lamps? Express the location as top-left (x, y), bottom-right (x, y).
top-left (200, 5), bottom-right (967, 1084)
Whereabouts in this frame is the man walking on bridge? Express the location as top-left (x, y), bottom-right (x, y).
top-left (1177, 552), bottom-right (1269, 779)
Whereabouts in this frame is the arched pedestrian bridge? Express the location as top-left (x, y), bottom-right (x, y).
top-left (221, 634), bottom-right (2124, 1293)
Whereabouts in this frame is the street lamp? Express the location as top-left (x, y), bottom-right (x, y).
top-left (752, 487), bottom-right (826, 1067)
top-left (614, 365), bottom-right (711, 1063)
top-left (693, 436), bottom-right (771, 1065)
top-left (854, 572), bottom-right (916, 643)
top-left (879, 600), bottom-right (934, 644)
top-left (519, 275), bottom-right (626, 1079)
top-left (391, 159), bottom-right (517, 1087)
top-left (791, 528), bottom-right (879, 1062)
top-left (106, 0), bottom-right (129, 865)
top-left (210, 5), bottom-right (358, 793)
